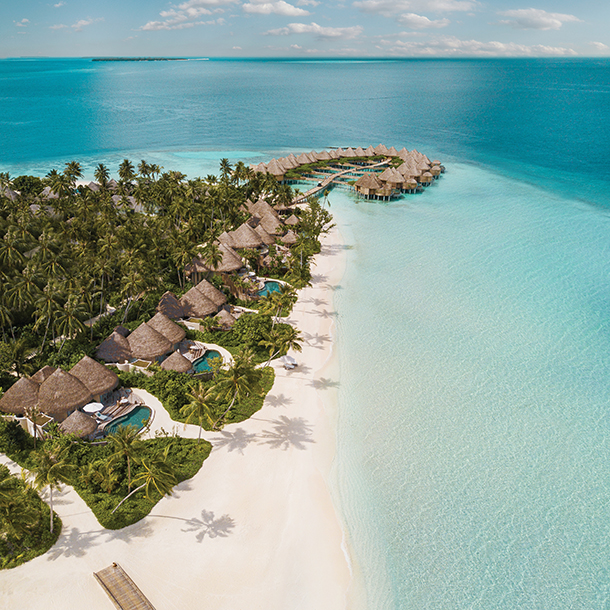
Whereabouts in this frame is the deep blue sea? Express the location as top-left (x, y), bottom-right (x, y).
top-left (2, 58), bottom-right (610, 609)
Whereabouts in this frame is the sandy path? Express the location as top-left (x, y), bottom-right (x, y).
top-left (0, 227), bottom-right (353, 610)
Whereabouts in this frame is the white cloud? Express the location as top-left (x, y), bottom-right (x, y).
top-left (590, 42), bottom-right (609, 51)
top-left (243, 1), bottom-right (309, 16)
top-left (497, 9), bottom-right (581, 31)
top-left (297, 0), bottom-right (320, 5)
top-left (233, 45), bottom-right (242, 48)
top-left (50, 17), bottom-right (103, 31)
top-left (15, 18), bottom-right (29, 27)
top-left (290, 43), bottom-right (302, 48)
top-left (140, 0), bottom-right (236, 31)
top-left (398, 13), bottom-right (449, 28)
top-left (353, 0), bottom-right (477, 16)
top-left (72, 18), bottom-right (103, 31)
top-left (266, 21), bottom-right (363, 39)
top-left (380, 35), bottom-right (577, 57)
top-left (53, 1), bottom-right (65, 7)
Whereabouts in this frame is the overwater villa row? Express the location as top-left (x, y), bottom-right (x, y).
top-left (251, 144), bottom-right (444, 201)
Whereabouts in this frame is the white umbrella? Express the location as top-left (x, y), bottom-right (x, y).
top-left (280, 355), bottom-right (297, 368)
top-left (83, 402), bottom-right (104, 414)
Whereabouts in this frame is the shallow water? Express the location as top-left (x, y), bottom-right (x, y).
top-left (3, 57), bottom-right (610, 610)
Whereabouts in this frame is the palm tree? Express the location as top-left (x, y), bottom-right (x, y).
top-left (32, 446), bottom-right (73, 533)
top-left (94, 163), bottom-right (110, 189)
top-left (259, 324), bottom-right (302, 367)
top-left (182, 383), bottom-right (217, 439)
top-left (111, 446), bottom-right (177, 514)
top-left (24, 403), bottom-right (42, 449)
top-left (63, 161), bottom-right (83, 185)
top-left (212, 348), bottom-right (262, 428)
top-left (5, 337), bottom-right (35, 378)
top-left (55, 295), bottom-right (86, 354)
top-left (107, 425), bottom-right (142, 492)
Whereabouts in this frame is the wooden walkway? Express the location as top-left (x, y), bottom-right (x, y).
top-left (94, 563), bottom-right (156, 610)
top-left (292, 159), bottom-right (389, 204)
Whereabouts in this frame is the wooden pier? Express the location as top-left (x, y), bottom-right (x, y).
top-left (292, 160), bottom-right (389, 204)
top-left (94, 563), bottom-right (156, 610)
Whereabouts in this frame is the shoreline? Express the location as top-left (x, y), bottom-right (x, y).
top-left (0, 225), bottom-right (358, 610)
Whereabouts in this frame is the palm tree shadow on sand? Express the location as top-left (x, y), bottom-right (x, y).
top-left (259, 416), bottom-right (315, 451)
top-left (182, 509), bottom-right (236, 542)
top-left (211, 428), bottom-right (258, 454)
top-left (265, 393), bottom-right (293, 408)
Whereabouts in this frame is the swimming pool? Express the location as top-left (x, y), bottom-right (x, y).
top-left (257, 280), bottom-right (282, 297)
top-left (104, 406), bottom-right (151, 435)
top-left (193, 350), bottom-right (222, 373)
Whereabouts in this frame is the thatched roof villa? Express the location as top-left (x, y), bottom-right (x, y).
top-left (38, 369), bottom-right (93, 422)
top-left (60, 410), bottom-right (98, 439)
top-left (180, 286), bottom-right (218, 319)
top-left (0, 377), bottom-right (40, 416)
top-left (160, 350), bottom-right (193, 373)
top-left (69, 355), bottom-right (119, 401)
top-left (195, 279), bottom-right (227, 308)
top-left (97, 330), bottom-right (133, 363)
top-left (127, 323), bottom-right (173, 362)
top-left (157, 291), bottom-right (186, 320)
top-left (214, 308), bottom-right (237, 330)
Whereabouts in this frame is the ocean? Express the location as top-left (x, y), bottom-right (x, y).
top-left (2, 57), bottom-right (610, 609)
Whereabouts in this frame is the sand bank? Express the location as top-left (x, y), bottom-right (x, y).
top-left (0, 227), bottom-right (356, 610)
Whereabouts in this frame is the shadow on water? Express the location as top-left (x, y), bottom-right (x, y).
top-left (258, 416), bottom-right (315, 451)
top-left (211, 428), bottom-right (258, 454)
top-left (182, 509), bottom-right (236, 542)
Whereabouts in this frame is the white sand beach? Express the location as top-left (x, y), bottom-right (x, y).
top-left (0, 227), bottom-right (357, 610)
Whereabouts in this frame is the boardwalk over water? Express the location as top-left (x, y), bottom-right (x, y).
top-left (94, 563), bottom-right (156, 610)
top-left (292, 159), bottom-right (389, 204)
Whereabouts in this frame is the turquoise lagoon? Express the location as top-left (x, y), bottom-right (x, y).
top-left (2, 58), bottom-right (610, 609)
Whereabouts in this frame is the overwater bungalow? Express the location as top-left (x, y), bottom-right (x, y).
top-left (374, 144), bottom-right (389, 155)
top-left (365, 145), bottom-right (376, 156)
top-left (265, 158), bottom-right (285, 181)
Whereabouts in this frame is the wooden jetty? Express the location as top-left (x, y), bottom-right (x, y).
top-left (93, 563), bottom-right (156, 610)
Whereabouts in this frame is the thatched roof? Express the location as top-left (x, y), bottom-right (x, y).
top-left (284, 214), bottom-right (299, 226)
top-left (229, 223), bottom-right (264, 249)
top-left (354, 173), bottom-right (383, 190)
top-left (40, 186), bottom-right (58, 200)
top-left (96, 331), bottom-right (133, 363)
top-left (335, 148), bottom-right (345, 157)
top-left (259, 212), bottom-right (284, 236)
top-left (254, 223), bottom-right (275, 246)
top-left (60, 410), bottom-right (98, 438)
top-left (266, 158), bottom-right (284, 177)
top-left (374, 144), bottom-right (389, 155)
top-left (296, 153), bottom-right (310, 165)
top-left (180, 287), bottom-right (218, 318)
top-left (0, 377), bottom-right (39, 416)
top-left (405, 178), bottom-right (418, 189)
top-left (70, 355), bottom-right (119, 397)
top-left (160, 351), bottom-right (193, 373)
top-left (127, 323), bottom-right (173, 360)
top-left (147, 312), bottom-right (186, 345)
top-left (251, 198), bottom-right (281, 221)
top-left (157, 291), bottom-right (186, 320)
top-left (281, 230), bottom-right (298, 245)
top-left (387, 146), bottom-right (399, 156)
top-left (379, 167), bottom-right (404, 185)
top-left (195, 279), bottom-right (227, 307)
top-left (38, 369), bottom-right (92, 422)
top-left (31, 365), bottom-right (57, 385)
top-left (343, 147), bottom-right (357, 158)
top-left (364, 145), bottom-right (376, 156)
top-left (354, 147), bottom-right (366, 156)
top-left (397, 162), bottom-right (417, 178)
top-left (87, 181), bottom-right (100, 192)
top-left (214, 309), bottom-right (237, 329)
top-left (114, 325), bottom-right (130, 337)
top-left (328, 149), bottom-right (341, 159)
top-left (215, 243), bottom-right (243, 273)
top-left (317, 150), bottom-right (332, 161)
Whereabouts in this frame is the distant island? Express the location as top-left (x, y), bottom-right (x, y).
top-left (91, 57), bottom-right (188, 62)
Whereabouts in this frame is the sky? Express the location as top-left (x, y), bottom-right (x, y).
top-left (2, 0), bottom-right (609, 58)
